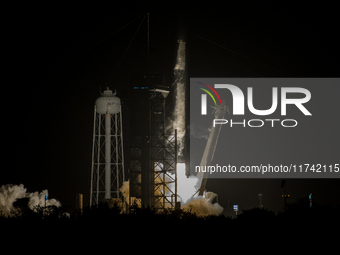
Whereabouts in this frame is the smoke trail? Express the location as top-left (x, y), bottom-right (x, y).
top-left (0, 184), bottom-right (61, 216)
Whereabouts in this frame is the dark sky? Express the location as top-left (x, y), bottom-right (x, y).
top-left (3, 2), bottom-right (339, 213)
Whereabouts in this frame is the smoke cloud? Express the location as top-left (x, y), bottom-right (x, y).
top-left (176, 164), bottom-right (223, 216)
top-left (182, 192), bottom-right (224, 216)
top-left (0, 184), bottom-right (61, 216)
top-left (119, 180), bottom-right (141, 207)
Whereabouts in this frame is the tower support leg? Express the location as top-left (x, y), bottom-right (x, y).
top-left (105, 113), bottom-right (111, 200)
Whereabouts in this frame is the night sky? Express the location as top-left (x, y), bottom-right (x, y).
top-left (3, 2), bottom-right (339, 213)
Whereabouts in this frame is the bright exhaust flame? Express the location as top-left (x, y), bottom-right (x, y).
top-left (176, 163), bottom-right (198, 203)
top-left (174, 163), bottom-right (224, 216)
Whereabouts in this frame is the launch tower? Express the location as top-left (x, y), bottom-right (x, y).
top-left (127, 75), bottom-right (178, 211)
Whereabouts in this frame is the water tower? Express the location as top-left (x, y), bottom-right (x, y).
top-left (90, 87), bottom-right (125, 207)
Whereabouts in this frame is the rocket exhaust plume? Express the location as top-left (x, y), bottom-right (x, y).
top-left (176, 163), bottom-right (223, 216)
top-left (0, 184), bottom-right (61, 216)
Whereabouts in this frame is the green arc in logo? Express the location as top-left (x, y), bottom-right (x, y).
top-left (197, 87), bottom-right (217, 106)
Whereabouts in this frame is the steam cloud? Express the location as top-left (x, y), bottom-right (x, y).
top-left (182, 192), bottom-right (224, 216)
top-left (176, 163), bottom-right (223, 216)
top-left (0, 184), bottom-right (61, 216)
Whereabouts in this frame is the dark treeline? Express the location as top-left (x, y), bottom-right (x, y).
top-left (3, 202), bottom-right (337, 249)
top-left (2, 202), bottom-right (339, 248)
top-left (2, 198), bottom-right (339, 230)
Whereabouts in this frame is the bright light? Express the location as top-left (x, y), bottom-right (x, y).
top-left (176, 163), bottom-right (199, 204)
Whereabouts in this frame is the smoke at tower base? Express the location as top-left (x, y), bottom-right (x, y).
top-left (0, 184), bottom-right (61, 216)
top-left (176, 163), bottom-right (223, 216)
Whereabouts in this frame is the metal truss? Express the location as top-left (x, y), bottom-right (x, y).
top-left (152, 132), bottom-right (177, 210)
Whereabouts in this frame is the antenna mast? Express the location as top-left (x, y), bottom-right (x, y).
top-left (147, 13), bottom-right (150, 73)
top-left (147, 13), bottom-right (150, 60)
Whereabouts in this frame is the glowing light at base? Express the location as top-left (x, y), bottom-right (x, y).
top-left (173, 163), bottom-right (224, 216)
top-left (175, 163), bottom-right (200, 204)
